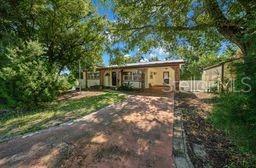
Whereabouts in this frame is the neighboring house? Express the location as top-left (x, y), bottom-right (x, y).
top-left (202, 57), bottom-right (243, 91)
top-left (81, 60), bottom-right (184, 90)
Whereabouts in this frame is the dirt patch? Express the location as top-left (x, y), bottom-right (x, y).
top-left (175, 91), bottom-right (252, 167)
top-left (0, 93), bottom-right (174, 168)
top-left (58, 91), bottom-right (105, 101)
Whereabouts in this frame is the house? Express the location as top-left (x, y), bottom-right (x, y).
top-left (82, 60), bottom-right (184, 91)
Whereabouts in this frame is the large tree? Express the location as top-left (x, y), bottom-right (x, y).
top-left (1, 0), bottom-right (107, 70)
top-left (110, 0), bottom-right (255, 63)
top-left (0, 0), bottom-right (107, 106)
top-left (109, 0), bottom-right (256, 154)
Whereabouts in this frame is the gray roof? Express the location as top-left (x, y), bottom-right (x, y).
top-left (103, 59), bottom-right (184, 69)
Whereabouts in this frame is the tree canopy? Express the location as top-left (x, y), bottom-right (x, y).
top-left (110, 0), bottom-right (255, 54)
top-left (0, 0), bottom-right (108, 107)
top-left (1, 0), bottom-right (107, 70)
top-left (107, 0), bottom-right (256, 154)
top-left (104, 0), bottom-right (256, 79)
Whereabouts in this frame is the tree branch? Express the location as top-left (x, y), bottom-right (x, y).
top-left (112, 23), bottom-right (215, 32)
top-left (203, 0), bottom-right (245, 53)
top-left (203, 0), bottom-right (229, 25)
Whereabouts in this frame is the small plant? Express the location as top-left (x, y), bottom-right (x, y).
top-left (209, 85), bottom-right (218, 93)
top-left (118, 82), bottom-right (134, 91)
top-left (90, 85), bottom-right (102, 90)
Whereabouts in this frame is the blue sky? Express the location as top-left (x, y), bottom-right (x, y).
top-left (92, 0), bottom-right (116, 65)
top-left (92, 0), bottom-right (231, 65)
top-left (92, 0), bottom-right (172, 65)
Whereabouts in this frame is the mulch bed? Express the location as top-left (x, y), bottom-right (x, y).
top-left (174, 91), bottom-right (249, 167)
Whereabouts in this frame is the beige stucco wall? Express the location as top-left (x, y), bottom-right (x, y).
top-left (104, 70), bottom-right (111, 87)
top-left (84, 66), bottom-right (177, 89)
top-left (223, 62), bottom-right (237, 81)
top-left (202, 65), bottom-right (222, 82)
top-left (147, 67), bottom-right (175, 87)
top-left (103, 69), bottom-right (120, 87)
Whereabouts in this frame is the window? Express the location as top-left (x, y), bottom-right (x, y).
top-left (123, 72), bottom-right (133, 81)
top-left (123, 71), bottom-right (142, 81)
top-left (133, 72), bottom-right (142, 81)
top-left (87, 72), bottom-right (99, 80)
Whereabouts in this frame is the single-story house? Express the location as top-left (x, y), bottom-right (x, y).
top-left (82, 60), bottom-right (184, 91)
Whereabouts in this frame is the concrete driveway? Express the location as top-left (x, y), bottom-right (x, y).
top-left (0, 93), bottom-right (174, 168)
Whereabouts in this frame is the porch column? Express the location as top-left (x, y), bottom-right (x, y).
top-left (141, 69), bottom-right (146, 89)
top-left (83, 70), bottom-right (88, 89)
top-left (173, 65), bottom-right (180, 91)
top-left (120, 69), bottom-right (124, 86)
top-left (99, 69), bottom-right (105, 87)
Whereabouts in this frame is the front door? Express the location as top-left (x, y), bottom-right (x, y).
top-left (163, 71), bottom-right (169, 84)
top-left (112, 72), bottom-right (117, 86)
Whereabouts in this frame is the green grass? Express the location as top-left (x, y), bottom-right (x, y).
top-left (0, 91), bottom-right (126, 141)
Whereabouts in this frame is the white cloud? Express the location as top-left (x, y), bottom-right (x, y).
top-left (144, 47), bottom-right (169, 60)
top-left (140, 58), bottom-right (149, 62)
top-left (152, 47), bottom-right (169, 55)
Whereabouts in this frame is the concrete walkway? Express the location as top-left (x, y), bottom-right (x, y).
top-left (0, 93), bottom-right (174, 168)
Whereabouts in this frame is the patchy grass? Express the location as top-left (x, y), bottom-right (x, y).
top-left (0, 91), bottom-right (126, 141)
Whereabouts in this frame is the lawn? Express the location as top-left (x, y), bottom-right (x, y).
top-left (0, 91), bottom-right (126, 141)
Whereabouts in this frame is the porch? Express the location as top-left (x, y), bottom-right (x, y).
top-left (83, 60), bottom-right (184, 91)
top-left (101, 67), bottom-right (174, 88)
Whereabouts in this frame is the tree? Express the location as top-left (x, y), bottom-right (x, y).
top-left (0, 0), bottom-right (107, 106)
top-left (108, 0), bottom-right (256, 154)
top-left (1, 0), bottom-right (106, 70)
top-left (110, 0), bottom-right (255, 64)
top-left (0, 41), bottom-right (60, 107)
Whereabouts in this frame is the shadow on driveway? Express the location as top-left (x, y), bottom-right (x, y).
top-left (0, 92), bottom-right (174, 168)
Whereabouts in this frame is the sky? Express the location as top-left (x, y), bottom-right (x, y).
top-left (92, 0), bottom-right (231, 66)
top-left (92, 0), bottom-right (173, 65)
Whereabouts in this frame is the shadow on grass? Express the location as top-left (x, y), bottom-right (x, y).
top-left (0, 92), bottom-right (126, 140)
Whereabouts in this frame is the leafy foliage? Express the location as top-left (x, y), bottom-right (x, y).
top-left (211, 92), bottom-right (256, 153)
top-left (0, 0), bottom-right (107, 108)
top-left (180, 51), bottom-right (228, 79)
top-left (210, 9), bottom-right (256, 153)
top-left (118, 82), bottom-right (134, 91)
top-left (1, 0), bottom-right (106, 69)
top-left (110, 0), bottom-right (256, 54)
top-left (0, 41), bottom-right (60, 107)
top-left (108, 0), bottom-right (256, 158)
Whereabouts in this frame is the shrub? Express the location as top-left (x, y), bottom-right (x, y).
top-left (0, 80), bottom-right (15, 109)
top-left (90, 85), bottom-right (102, 90)
top-left (58, 75), bottom-right (75, 92)
top-left (209, 84), bottom-right (218, 93)
top-left (118, 82), bottom-right (134, 91)
top-left (211, 92), bottom-right (256, 153)
top-left (0, 41), bottom-right (67, 108)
